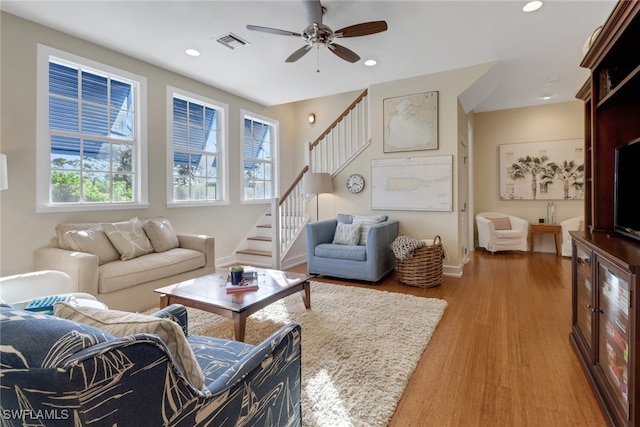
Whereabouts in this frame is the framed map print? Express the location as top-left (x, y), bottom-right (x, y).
top-left (371, 156), bottom-right (452, 211)
top-left (383, 91), bottom-right (438, 152)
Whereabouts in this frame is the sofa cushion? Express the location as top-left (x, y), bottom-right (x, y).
top-left (54, 302), bottom-right (204, 390)
top-left (56, 222), bottom-right (100, 248)
top-left (352, 215), bottom-right (388, 245)
top-left (98, 248), bottom-right (205, 294)
top-left (143, 218), bottom-right (180, 253)
top-left (332, 222), bottom-right (361, 245)
top-left (61, 227), bottom-right (121, 265)
top-left (315, 243), bottom-right (367, 261)
top-left (102, 217), bottom-right (154, 261)
top-left (0, 306), bottom-right (113, 369)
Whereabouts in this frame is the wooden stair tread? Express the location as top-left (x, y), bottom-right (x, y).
top-left (237, 249), bottom-right (271, 257)
top-left (248, 236), bottom-right (271, 241)
top-left (257, 224), bottom-right (272, 228)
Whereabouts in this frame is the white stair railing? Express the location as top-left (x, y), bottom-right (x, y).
top-left (273, 89), bottom-right (370, 266)
top-left (308, 89), bottom-right (370, 176)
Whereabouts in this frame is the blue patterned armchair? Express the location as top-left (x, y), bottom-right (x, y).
top-left (0, 304), bottom-right (301, 426)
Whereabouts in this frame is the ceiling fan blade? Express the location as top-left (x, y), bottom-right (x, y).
top-left (303, 0), bottom-right (323, 24)
top-left (335, 21), bottom-right (388, 38)
top-left (328, 43), bottom-right (360, 63)
top-left (246, 25), bottom-right (301, 37)
top-left (286, 45), bottom-right (312, 63)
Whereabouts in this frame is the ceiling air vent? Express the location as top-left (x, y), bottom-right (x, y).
top-left (216, 33), bottom-right (249, 50)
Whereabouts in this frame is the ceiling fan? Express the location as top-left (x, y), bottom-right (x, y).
top-left (246, 0), bottom-right (388, 64)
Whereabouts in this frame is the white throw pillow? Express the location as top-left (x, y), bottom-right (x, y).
top-left (352, 215), bottom-right (388, 245)
top-left (102, 217), bottom-right (154, 261)
top-left (332, 222), bottom-right (361, 245)
top-left (143, 218), bottom-right (179, 253)
top-left (54, 302), bottom-right (204, 390)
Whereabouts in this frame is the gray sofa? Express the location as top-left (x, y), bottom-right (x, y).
top-left (34, 218), bottom-right (215, 312)
top-left (305, 215), bottom-right (399, 282)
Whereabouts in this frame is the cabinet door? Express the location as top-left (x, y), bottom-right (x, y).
top-left (596, 256), bottom-right (631, 421)
top-left (574, 241), bottom-right (594, 356)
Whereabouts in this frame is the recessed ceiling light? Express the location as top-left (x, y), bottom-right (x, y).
top-left (185, 48), bottom-right (201, 57)
top-left (523, 1), bottom-right (543, 12)
top-left (364, 59), bottom-right (377, 67)
top-left (539, 94), bottom-right (554, 100)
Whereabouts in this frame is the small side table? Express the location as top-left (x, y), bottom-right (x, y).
top-left (530, 223), bottom-right (562, 256)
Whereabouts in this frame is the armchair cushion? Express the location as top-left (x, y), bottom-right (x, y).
top-left (353, 214), bottom-right (388, 245)
top-left (316, 243), bottom-right (367, 261)
top-left (333, 221), bottom-right (361, 245)
top-left (489, 217), bottom-right (511, 230)
top-left (54, 302), bottom-right (204, 390)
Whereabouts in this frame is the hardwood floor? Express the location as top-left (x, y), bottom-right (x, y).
top-left (289, 250), bottom-right (607, 426)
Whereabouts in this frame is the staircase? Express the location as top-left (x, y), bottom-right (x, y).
top-left (235, 89), bottom-right (370, 268)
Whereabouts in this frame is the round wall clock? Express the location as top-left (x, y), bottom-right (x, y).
top-left (346, 174), bottom-right (365, 193)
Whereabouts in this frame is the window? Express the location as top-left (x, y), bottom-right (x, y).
top-left (168, 87), bottom-right (228, 206)
top-left (242, 111), bottom-right (278, 202)
top-left (37, 45), bottom-right (147, 212)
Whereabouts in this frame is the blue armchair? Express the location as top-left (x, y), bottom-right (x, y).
top-left (305, 216), bottom-right (399, 282)
top-left (0, 304), bottom-right (301, 426)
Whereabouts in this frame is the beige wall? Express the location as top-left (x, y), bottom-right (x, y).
top-left (473, 101), bottom-right (585, 253)
top-left (0, 12), bottom-right (298, 275)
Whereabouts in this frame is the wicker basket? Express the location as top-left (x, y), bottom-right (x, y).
top-left (395, 236), bottom-right (444, 288)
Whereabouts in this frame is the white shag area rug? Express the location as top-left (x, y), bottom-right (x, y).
top-left (184, 281), bottom-right (447, 427)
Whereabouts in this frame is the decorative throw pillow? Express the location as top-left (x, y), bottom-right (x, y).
top-left (62, 227), bottom-right (121, 265)
top-left (54, 302), bottom-right (205, 390)
top-left (489, 217), bottom-right (512, 230)
top-left (332, 222), bottom-right (361, 245)
top-left (336, 213), bottom-right (354, 224)
top-left (101, 217), bottom-right (154, 261)
top-left (352, 214), bottom-right (388, 245)
top-left (56, 222), bottom-right (100, 249)
top-left (143, 218), bottom-right (180, 253)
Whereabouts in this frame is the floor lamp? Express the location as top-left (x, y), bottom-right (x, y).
top-left (302, 172), bottom-right (332, 221)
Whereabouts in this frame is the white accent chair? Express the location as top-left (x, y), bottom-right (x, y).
top-left (0, 270), bottom-right (100, 308)
top-left (476, 212), bottom-right (529, 253)
top-left (561, 216), bottom-right (584, 257)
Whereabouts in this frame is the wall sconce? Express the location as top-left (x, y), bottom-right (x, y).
top-left (0, 154), bottom-right (8, 190)
top-left (308, 113), bottom-right (316, 124)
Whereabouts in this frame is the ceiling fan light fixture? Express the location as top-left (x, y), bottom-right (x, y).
top-left (364, 59), bottom-right (377, 67)
top-left (185, 48), bottom-right (201, 57)
top-left (522, 1), bottom-right (543, 13)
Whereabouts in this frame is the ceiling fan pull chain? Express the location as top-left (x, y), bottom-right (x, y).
top-left (316, 46), bottom-right (320, 73)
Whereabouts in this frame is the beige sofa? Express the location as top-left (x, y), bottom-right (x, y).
top-left (33, 217), bottom-right (215, 312)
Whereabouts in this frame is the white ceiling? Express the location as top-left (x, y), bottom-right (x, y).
top-left (1, 0), bottom-right (616, 112)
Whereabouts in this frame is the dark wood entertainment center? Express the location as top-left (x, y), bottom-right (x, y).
top-left (570, 1), bottom-right (640, 426)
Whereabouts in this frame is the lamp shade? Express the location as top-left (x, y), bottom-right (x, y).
top-left (0, 154), bottom-right (7, 190)
top-left (302, 172), bottom-right (332, 194)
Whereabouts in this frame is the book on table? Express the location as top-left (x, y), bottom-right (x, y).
top-left (225, 282), bottom-right (259, 293)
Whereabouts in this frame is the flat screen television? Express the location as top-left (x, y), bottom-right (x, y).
top-left (614, 137), bottom-right (640, 242)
